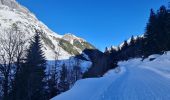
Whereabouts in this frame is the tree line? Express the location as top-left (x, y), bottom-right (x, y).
top-left (105, 5), bottom-right (170, 62)
top-left (81, 5), bottom-right (170, 78)
top-left (0, 24), bottom-right (82, 100)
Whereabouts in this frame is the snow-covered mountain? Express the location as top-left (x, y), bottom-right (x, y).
top-left (0, 0), bottom-right (95, 60)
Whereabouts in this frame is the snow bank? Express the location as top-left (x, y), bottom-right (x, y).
top-left (51, 67), bottom-right (125, 100)
top-left (142, 52), bottom-right (170, 78)
top-left (117, 51), bottom-right (170, 78)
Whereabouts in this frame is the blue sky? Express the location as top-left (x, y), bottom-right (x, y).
top-left (17, 0), bottom-right (167, 51)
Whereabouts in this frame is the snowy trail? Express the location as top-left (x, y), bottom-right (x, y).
top-left (98, 67), bottom-right (170, 100)
top-left (52, 53), bottom-right (170, 100)
top-left (52, 66), bottom-right (170, 100)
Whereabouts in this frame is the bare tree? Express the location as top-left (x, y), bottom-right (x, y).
top-left (46, 47), bottom-right (61, 98)
top-left (54, 47), bottom-right (60, 67)
top-left (73, 58), bottom-right (81, 82)
top-left (66, 58), bottom-right (82, 88)
top-left (0, 23), bottom-right (27, 100)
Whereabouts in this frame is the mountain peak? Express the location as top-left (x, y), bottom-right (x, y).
top-left (0, 0), bottom-right (16, 7)
top-left (0, 0), bottom-right (29, 13)
top-left (62, 33), bottom-right (85, 44)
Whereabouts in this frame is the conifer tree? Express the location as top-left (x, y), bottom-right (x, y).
top-left (144, 9), bottom-right (159, 56)
top-left (157, 6), bottom-right (168, 51)
top-left (104, 47), bottom-right (109, 54)
top-left (120, 40), bottom-right (129, 60)
top-left (129, 35), bottom-right (135, 46)
top-left (128, 35), bottom-right (135, 57)
top-left (166, 6), bottom-right (170, 50)
top-left (121, 40), bottom-right (128, 51)
top-left (111, 46), bottom-right (117, 53)
top-left (16, 30), bottom-right (46, 100)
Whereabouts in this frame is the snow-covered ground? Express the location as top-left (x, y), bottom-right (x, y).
top-left (52, 52), bottom-right (170, 100)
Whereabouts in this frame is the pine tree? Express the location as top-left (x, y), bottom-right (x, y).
top-left (157, 6), bottom-right (168, 51)
top-left (129, 35), bottom-right (135, 46)
top-left (128, 35), bottom-right (135, 57)
top-left (166, 6), bottom-right (170, 50)
top-left (111, 46), bottom-right (117, 53)
top-left (16, 31), bottom-right (46, 100)
top-left (135, 36), bottom-right (144, 57)
top-left (104, 47), bottom-right (109, 54)
top-left (121, 40), bottom-right (128, 51)
top-left (144, 9), bottom-right (159, 56)
top-left (120, 40), bottom-right (129, 60)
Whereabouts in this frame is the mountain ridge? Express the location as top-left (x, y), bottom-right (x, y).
top-left (0, 0), bottom-right (95, 60)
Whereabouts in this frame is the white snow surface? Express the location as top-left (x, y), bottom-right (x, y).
top-left (52, 52), bottom-right (170, 100)
top-left (47, 57), bottom-right (92, 73)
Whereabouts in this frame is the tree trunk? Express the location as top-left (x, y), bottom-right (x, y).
top-left (3, 75), bottom-right (9, 100)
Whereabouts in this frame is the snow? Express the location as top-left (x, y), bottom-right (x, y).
top-left (79, 60), bottom-right (92, 73)
top-left (0, 4), bottom-right (70, 60)
top-left (62, 33), bottom-right (86, 45)
top-left (0, 1), bottom-right (92, 60)
top-left (47, 57), bottom-right (92, 73)
top-left (106, 45), bottom-right (118, 52)
top-left (51, 66), bottom-right (124, 100)
top-left (52, 52), bottom-right (170, 100)
top-left (82, 52), bottom-right (91, 61)
top-left (0, 0), bottom-right (29, 14)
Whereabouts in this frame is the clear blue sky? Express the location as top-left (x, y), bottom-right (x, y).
top-left (17, 0), bottom-right (167, 51)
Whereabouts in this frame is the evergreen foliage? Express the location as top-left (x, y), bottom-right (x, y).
top-left (144, 5), bottom-right (169, 56)
top-left (101, 5), bottom-right (170, 77)
top-left (15, 31), bottom-right (46, 100)
top-left (106, 5), bottom-right (170, 61)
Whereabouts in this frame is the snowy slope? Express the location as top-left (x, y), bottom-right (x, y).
top-left (0, 0), bottom-right (95, 60)
top-left (52, 52), bottom-right (170, 100)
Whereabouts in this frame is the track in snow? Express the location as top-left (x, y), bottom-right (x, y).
top-left (98, 67), bottom-right (170, 100)
top-left (52, 54), bottom-right (170, 100)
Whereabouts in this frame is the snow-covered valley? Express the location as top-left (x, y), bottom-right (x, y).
top-left (0, 0), bottom-right (170, 100)
top-left (52, 52), bottom-right (170, 100)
